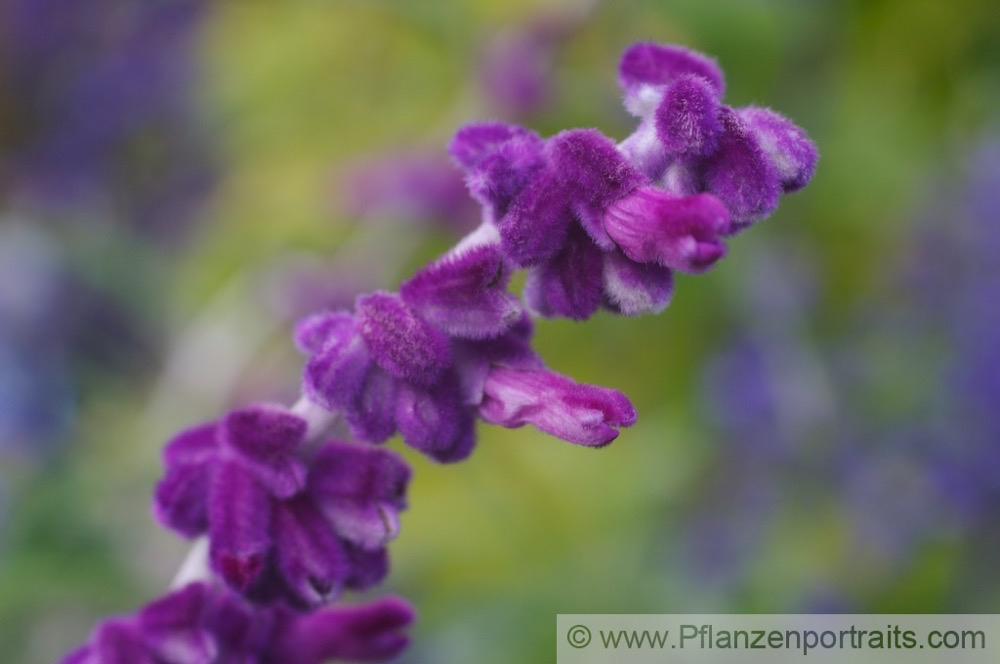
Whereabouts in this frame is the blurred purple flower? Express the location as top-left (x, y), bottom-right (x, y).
top-left (338, 151), bottom-right (478, 232)
top-left (63, 581), bottom-right (414, 664)
top-left (0, 0), bottom-right (213, 240)
top-left (0, 223), bottom-right (153, 453)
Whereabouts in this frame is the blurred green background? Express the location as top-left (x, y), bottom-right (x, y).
top-left (2, 0), bottom-right (999, 662)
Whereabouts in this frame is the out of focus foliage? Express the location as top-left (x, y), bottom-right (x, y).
top-left (1, 1), bottom-right (998, 662)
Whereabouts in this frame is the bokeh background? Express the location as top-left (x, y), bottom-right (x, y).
top-left (2, 0), bottom-right (999, 662)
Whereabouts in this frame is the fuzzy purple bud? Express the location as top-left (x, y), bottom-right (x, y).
top-left (308, 442), bottom-right (410, 510)
top-left (618, 42), bottom-right (725, 115)
top-left (479, 367), bottom-right (637, 446)
top-left (273, 496), bottom-right (348, 606)
top-left (497, 168), bottom-right (574, 266)
top-left (462, 126), bottom-right (547, 222)
top-left (548, 129), bottom-right (648, 248)
top-left (602, 251), bottom-right (675, 316)
top-left (271, 596), bottom-right (415, 664)
top-left (400, 243), bottom-right (522, 339)
top-left (308, 442), bottom-right (410, 550)
top-left (395, 374), bottom-right (477, 463)
top-left (298, 312), bottom-right (371, 411)
top-left (739, 106), bottom-right (818, 192)
top-left (701, 107), bottom-right (781, 227)
top-left (524, 225), bottom-right (605, 320)
top-left (449, 122), bottom-right (539, 171)
top-left (603, 187), bottom-right (730, 273)
top-left (221, 405), bottom-right (308, 499)
top-left (209, 460), bottom-right (273, 591)
top-left (69, 620), bottom-right (152, 664)
top-left (154, 423), bottom-right (216, 537)
top-left (655, 74), bottom-right (722, 158)
top-left (342, 366), bottom-right (399, 443)
top-left (355, 292), bottom-right (452, 387)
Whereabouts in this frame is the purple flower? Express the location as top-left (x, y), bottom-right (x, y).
top-left (614, 42), bottom-right (817, 228)
top-left (356, 292), bottom-right (452, 387)
top-left (451, 122), bottom-right (547, 226)
top-left (601, 251), bottom-right (675, 316)
top-left (618, 42), bottom-right (726, 115)
top-left (154, 405), bottom-right (410, 605)
top-left (62, 582), bottom-right (415, 664)
top-left (654, 74), bottom-right (723, 159)
top-left (738, 107), bottom-right (819, 193)
top-left (478, 366), bottom-right (637, 447)
top-left (602, 187), bottom-right (730, 273)
top-left (699, 107), bottom-right (782, 227)
top-left (523, 224), bottom-right (606, 320)
top-left (400, 243), bottom-right (522, 340)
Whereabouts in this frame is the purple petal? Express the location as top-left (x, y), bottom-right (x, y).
top-left (453, 313), bottom-right (542, 404)
top-left (154, 423), bottom-right (218, 537)
top-left (602, 251), bottom-right (675, 316)
top-left (273, 496), bottom-right (348, 607)
top-left (270, 597), bottom-right (415, 664)
top-left (464, 130), bottom-right (547, 221)
top-left (221, 405), bottom-right (308, 499)
top-left (323, 499), bottom-right (402, 551)
top-left (603, 187), bottom-right (730, 273)
top-left (91, 620), bottom-right (154, 664)
top-left (153, 461), bottom-right (212, 537)
top-left (619, 42), bottom-right (725, 114)
top-left (343, 544), bottom-right (389, 591)
top-left (400, 243), bottom-right (522, 339)
top-left (209, 461), bottom-right (273, 592)
top-left (655, 74), bottom-right (722, 158)
top-left (356, 292), bottom-right (452, 387)
top-left (60, 647), bottom-right (91, 664)
top-left (162, 422), bottom-right (218, 466)
top-left (479, 367), bottom-right (637, 446)
top-left (701, 106), bottom-right (781, 227)
top-left (498, 168), bottom-right (574, 267)
top-left (548, 129), bottom-right (648, 249)
top-left (203, 589), bottom-right (275, 660)
top-left (308, 441), bottom-right (411, 506)
top-left (449, 121), bottom-right (539, 171)
top-left (293, 311), bottom-right (354, 355)
top-left (302, 314), bottom-right (371, 412)
top-left (395, 374), bottom-right (477, 463)
top-left (738, 106), bottom-right (818, 192)
top-left (138, 584), bottom-right (217, 664)
top-left (343, 366), bottom-right (398, 443)
top-left (524, 224), bottom-right (605, 320)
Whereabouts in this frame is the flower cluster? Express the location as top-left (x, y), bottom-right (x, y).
top-left (63, 582), bottom-right (413, 664)
top-left (451, 43), bottom-right (815, 322)
top-left (297, 245), bottom-right (637, 460)
top-left (153, 405), bottom-right (410, 607)
top-left (67, 41), bottom-right (815, 662)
